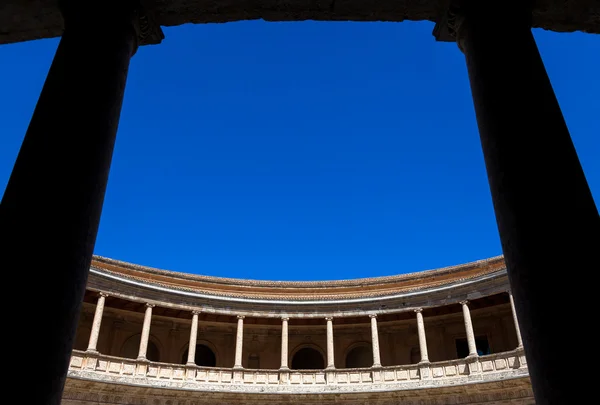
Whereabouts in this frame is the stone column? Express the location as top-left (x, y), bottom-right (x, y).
top-left (414, 309), bottom-right (429, 363)
top-left (0, 2), bottom-right (155, 403)
top-left (508, 292), bottom-right (523, 348)
top-left (369, 314), bottom-right (381, 367)
top-left (280, 317), bottom-right (289, 370)
top-left (451, 2), bottom-right (599, 403)
top-left (86, 292), bottom-right (108, 353)
top-left (460, 301), bottom-right (477, 357)
top-left (186, 310), bottom-right (200, 366)
top-left (325, 317), bottom-right (335, 369)
top-left (137, 303), bottom-right (155, 360)
top-left (234, 315), bottom-right (245, 368)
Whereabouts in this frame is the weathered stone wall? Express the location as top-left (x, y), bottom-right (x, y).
top-left (62, 375), bottom-right (534, 404)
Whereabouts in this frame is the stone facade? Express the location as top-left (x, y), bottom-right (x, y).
top-left (64, 255), bottom-right (533, 404)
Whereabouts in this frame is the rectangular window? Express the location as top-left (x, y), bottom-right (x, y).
top-left (455, 336), bottom-right (491, 358)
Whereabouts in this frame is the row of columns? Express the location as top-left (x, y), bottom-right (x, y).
top-left (85, 292), bottom-right (523, 368)
top-left (2, 1), bottom-right (595, 404)
top-left (1, 0), bottom-right (596, 403)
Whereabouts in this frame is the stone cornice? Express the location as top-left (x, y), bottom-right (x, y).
top-left (89, 255), bottom-right (505, 300)
top-left (86, 264), bottom-right (510, 317)
top-left (2, 0), bottom-right (599, 46)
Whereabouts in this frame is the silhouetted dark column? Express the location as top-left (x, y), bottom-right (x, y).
top-left (457, 3), bottom-right (599, 404)
top-left (0, 1), bottom-right (139, 404)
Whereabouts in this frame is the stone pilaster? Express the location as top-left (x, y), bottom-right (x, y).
top-left (369, 314), bottom-right (381, 367)
top-left (137, 303), bottom-right (154, 360)
top-left (86, 292), bottom-right (108, 353)
top-left (233, 315), bottom-right (245, 369)
top-left (325, 317), bottom-right (335, 369)
top-left (460, 301), bottom-right (478, 357)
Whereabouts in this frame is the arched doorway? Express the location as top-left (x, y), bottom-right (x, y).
top-left (345, 345), bottom-right (372, 368)
top-left (291, 347), bottom-right (325, 370)
top-left (120, 334), bottom-right (160, 362)
top-left (182, 344), bottom-right (217, 367)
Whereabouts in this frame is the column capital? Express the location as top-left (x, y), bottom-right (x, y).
top-left (459, 300), bottom-right (469, 306)
top-left (145, 303), bottom-right (155, 308)
top-left (325, 317), bottom-right (334, 322)
top-left (414, 308), bottom-right (423, 313)
top-left (369, 314), bottom-right (378, 319)
top-left (450, 9), bottom-right (467, 53)
top-left (281, 317), bottom-right (290, 322)
top-left (59, 0), bottom-right (165, 47)
top-left (237, 315), bottom-right (245, 320)
top-left (191, 310), bottom-right (201, 316)
top-left (98, 292), bottom-right (109, 298)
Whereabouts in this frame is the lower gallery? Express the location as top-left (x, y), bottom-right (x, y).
top-left (64, 255), bottom-right (533, 404)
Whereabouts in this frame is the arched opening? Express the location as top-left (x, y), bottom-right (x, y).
top-left (248, 353), bottom-right (260, 369)
top-left (291, 347), bottom-right (325, 370)
top-left (120, 334), bottom-right (160, 362)
top-left (182, 344), bottom-right (217, 367)
top-left (345, 345), bottom-right (372, 368)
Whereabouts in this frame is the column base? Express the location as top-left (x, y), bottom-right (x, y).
top-left (465, 354), bottom-right (481, 375)
top-left (279, 369), bottom-right (290, 384)
top-left (325, 368), bottom-right (336, 385)
top-left (325, 365), bottom-right (336, 370)
top-left (418, 362), bottom-right (432, 380)
top-left (186, 362), bottom-right (197, 367)
top-left (233, 365), bottom-right (244, 370)
top-left (279, 366), bottom-right (290, 371)
top-left (418, 359), bottom-right (430, 365)
top-left (85, 348), bottom-right (99, 355)
top-left (137, 356), bottom-right (149, 362)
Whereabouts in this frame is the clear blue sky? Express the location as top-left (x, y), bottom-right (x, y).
top-left (1, 21), bottom-right (598, 280)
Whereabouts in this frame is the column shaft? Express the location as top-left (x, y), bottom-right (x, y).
top-left (138, 304), bottom-right (154, 360)
top-left (186, 311), bottom-right (200, 365)
top-left (457, 2), bottom-right (599, 403)
top-left (0, 3), bottom-right (139, 403)
top-left (508, 292), bottom-right (523, 348)
top-left (326, 317), bottom-right (335, 369)
top-left (280, 318), bottom-right (289, 369)
top-left (460, 301), bottom-right (477, 356)
top-left (415, 309), bottom-right (429, 362)
top-left (369, 315), bottom-right (381, 367)
top-left (234, 316), bottom-right (244, 368)
top-left (87, 293), bottom-right (108, 352)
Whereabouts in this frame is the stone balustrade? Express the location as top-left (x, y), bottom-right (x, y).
top-left (68, 348), bottom-right (528, 393)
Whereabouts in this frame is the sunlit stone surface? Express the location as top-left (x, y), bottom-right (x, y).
top-left (64, 255), bottom-right (532, 404)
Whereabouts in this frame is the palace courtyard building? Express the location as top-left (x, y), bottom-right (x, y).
top-left (65, 255), bottom-right (531, 404)
top-left (1, 0), bottom-right (598, 404)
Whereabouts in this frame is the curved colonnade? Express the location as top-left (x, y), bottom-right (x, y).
top-left (65, 255), bottom-right (533, 404)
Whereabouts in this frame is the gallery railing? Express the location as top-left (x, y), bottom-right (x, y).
top-left (68, 348), bottom-right (528, 392)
